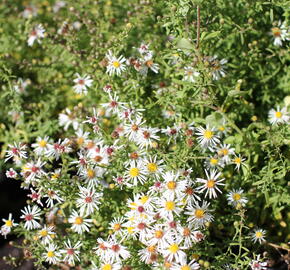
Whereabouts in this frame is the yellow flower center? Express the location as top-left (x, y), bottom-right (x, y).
top-left (51, 173), bottom-right (60, 180)
top-left (40, 230), bottom-right (48, 237)
top-left (195, 209), bottom-right (205, 219)
top-left (165, 201), bottom-right (175, 211)
top-left (87, 169), bottom-right (95, 179)
top-left (113, 61), bottom-right (120, 68)
top-left (207, 179), bottom-right (215, 188)
top-left (113, 223), bottom-right (121, 231)
top-left (155, 230), bottom-right (164, 238)
top-left (47, 251), bottom-right (54, 258)
top-left (168, 243), bottom-right (179, 254)
top-left (233, 193), bottom-right (241, 201)
top-left (140, 196), bottom-right (149, 204)
top-left (234, 157), bottom-right (241, 164)
top-left (204, 130), bottom-right (213, 139)
top-left (255, 231), bottom-right (263, 238)
top-left (147, 245), bottom-right (156, 252)
top-left (181, 266), bottom-right (191, 270)
top-left (210, 158), bottom-right (218, 165)
top-left (218, 126), bottom-right (225, 131)
top-left (5, 220), bottom-right (12, 227)
top-left (129, 167), bottom-right (140, 177)
top-left (76, 137), bottom-right (84, 145)
top-left (102, 264), bottom-right (112, 270)
top-left (272, 27), bottom-right (281, 37)
top-left (275, 111), bottom-right (282, 118)
top-left (221, 148), bottom-right (229, 156)
top-left (127, 226), bottom-right (134, 234)
top-left (75, 217), bottom-right (83, 225)
top-left (167, 181), bottom-right (177, 190)
top-left (147, 162), bottom-right (157, 172)
top-left (38, 140), bottom-right (47, 147)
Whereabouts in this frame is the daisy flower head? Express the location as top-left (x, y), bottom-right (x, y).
top-left (171, 260), bottom-right (200, 270)
top-left (68, 210), bottom-right (92, 234)
top-left (101, 92), bottom-right (126, 115)
top-left (94, 261), bottom-right (122, 270)
top-left (185, 201), bottom-right (213, 228)
top-left (195, 125), bottom-right (220, 148)
top-left (251, 229), bottom-right (266, 244)
top-left (162, 171), bottom-right (187, 197)
top-left (196, 169), bottom-right (225, 199)
top-left (143, 156), bottom-right (164, 178)
top-left (20, 205), bottom-right (42, 230)
top-left (250, 255), bottom-right (268, 270)
top-left (125, 160), bottom-right (147, 186)
top-left (58, 108), bottom-right (79, 131)
top-left (28, 24), bottom-right (45, 46)
top-left (5, 142), bottom-right (27, 163)
top-left (204, 156), bottom-right (223, 170)
top-left (161, 238), bottom-right (187, 264)
top-left (123, 116), bottom-right (146, 142)
top-left (6, 168), bottom-right (17, 179)
top-left (158, 193), bottom-right (183, 220)
top-left (107, 237), bottom-right (131, 261)
top-left (142, 53), bottom-right (160, 74)
top-left (268, 106), bottom-right (289, 125)
top-left (109, 217), bottom-right (125, 236)
top-left (38, 225), bottom-right (55, 244)
top-left (73, 73), bottom-right (93, 95)
top-left (271, 21), bottom-right (290, 46)
top-left (60, 239), bottom-right (82, 266)
top-left (216, 143), bottom-right (235, 164)
top-left (76, 186), bottom-right (103, 215)
top-left (209, 55), bottom-right (227, 80)
top-left (232, 154), bottom-right (246, 171)
top-left (138, 245), bottom-right (159, 264)
top-left (183, 66), bottom-right (200, 83)
top-left (226, 189), bottom-right (248, 208)
top-left (136, 127), bottom-right (160, 149)
top-left (44, 243), bottom-right (61, 264)
top-left (31, 136), bottom-right (51, 155)
top-left (106, 50), bottom-right (126, 76)
top-left (1, 213), bottom-right (18, 238)
top-left (22, 158), bottom-right (46, 183)
top-left (43, 189), bottom-right (64, 208)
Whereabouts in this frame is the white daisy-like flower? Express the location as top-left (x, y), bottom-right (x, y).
top-left (20, 205), bottom-right (42, 230)
top-left (209, 55), bottom-right (227, 80)
top-left (142, 54), bottom-right (159, 74)
top-left (171, 260), bottom-right (200, 270)
top-left (143, 156), bottom-right (164, 178)
top-left (162, 171), bottom-right (187, 197)
top-left (251, 229), bottom-right (266, 244)
top-left (58, 108), bottom-right (79, 131)
top-left (161, 239), bottom-right (187, 264)
top-left (31, 136), bottom-right (51, 155)
top-left (92, 261), bottom-right (122, 270)
top-left (43, 189), bottom-right (64, 208)
top-left (196, 169), bottom-right (225, 199)
top-left (38, 225), bottom-right (55, 244)
top-left (185, 201), bottom-right (213, 228)
top-left (106, 50), bottom-right (126, 76)
top-left (226, 189), bottom-right (248, 207)
top-left (271, 21), bottom-right (290, 46)
top-left (183, 66), bottom-right (200, 82)
top-left (60, 239), bottom-right (82, 266)
top-left (5, 142), bottom-right (27, 162)
top-left (135, 127), bottom-right (160, 149)
top-left (107, 237), bottom-right (131, 261)
top-left (138, 245), bottom-right (158, 264)
top-left (250, 255), bottom-right (268, 270)
top-left (43, 243), bottom-right (61, 264)
top-left (158, 193), bottom-right (183, 220)
top-left (109, 217), bottom-right (125, 236)
top-left (125, 160), bottom-right (147, 186)
top-left (28, 24), bottom-right (45, 46)
top-left (231, 154), bottom-right (246, 171)
top-left (1, 213), bottom-right (18, 238)
top-left (73, 73), bottom-right (93, 95)
top-left (76, 186), bottom-right (103, 215)
top-left (5, 168), bottom-right (17, 179)
top-left (195, 125), bottom-right (220, 148)
top-left (22, 158), bottom-right (46, 183)
top-left (68, 210), bottom-right (92, 234)
top-left (215, 143), bottom-right (235, 164)
top-left (268, 106), bottom-right (289, 125)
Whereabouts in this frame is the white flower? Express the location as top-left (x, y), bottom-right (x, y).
top-left (106, 50), bottom-right (126, 76)
top-left (13, 78), bottom-right (30, 94)
top-left (68, 210), bottom-right (92, 234)
top-left (76, 186), bottom-right (102, 215)
top-left (5, 142), bottom-right (27, 162)
top-left (250, 255), bottom-right (268, 270)
top-left (59, 108), bottom-right (79, 131)
top-left (231, 154), bottom-right (246, 171)
top-left (185, 201), bottom-right (213, 228)
top-left (251, 229), bottom-right (266, 244)
top-left (32, 136), bottom-right (51, 155)
top-left (43, 189), bottom-right (64, 208)
top-left (73, 73), bottom-right (93, 95)
top-left (20, 205), bottom-right (42, 230)
top-left (6, 168), bottom-right (17, 179)
top-left (22, 158), bottom-right (46, 183)
top-left (38, 225), bottom-right (55, 244)
top-left (271, 21), bottom-right (290, 46)
top-left (161, 239), bottom-right (187, 264)
top-left (44, 243), bottom-right (61, 264)
top-left (107, 237), bottom-right (131, 261)
top-left (22, 5), bottom-right (37, 18)
top-left (171, 260), bottom-right (200, 270)
top-left (125, 160), bottom-right (147, 186)
top-left (157, 193), bottom-right (183, 220)
top-left (183, 66), bottom-right (200, 82)
top-left (195, 125), bottom-right (220, 148)
top-left (28, 24), bottom-right (45, 46)
top-left (268, 106), bottom-right (289, 125)
top-left (1, 213), bottom-right (18, 238)
top-left (46, 138), bottom-right (72, 160)
top-left (209, 56), bottom-right (227, 80)
top-left (60, 239), bottom-right (82, 266)
top-left (135, 127), bottom-right (160, 149)
top-left (196, 169), bottom-right (225, 199)
top-left (162, 171), bottom-right (187, 197)
top-left (226, 189), bottom-right (248, 207)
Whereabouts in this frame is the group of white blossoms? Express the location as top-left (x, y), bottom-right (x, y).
top-left (3, 81), bottom-right (289, 269)
top-left (2, 4), bottom-right (290, 269)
